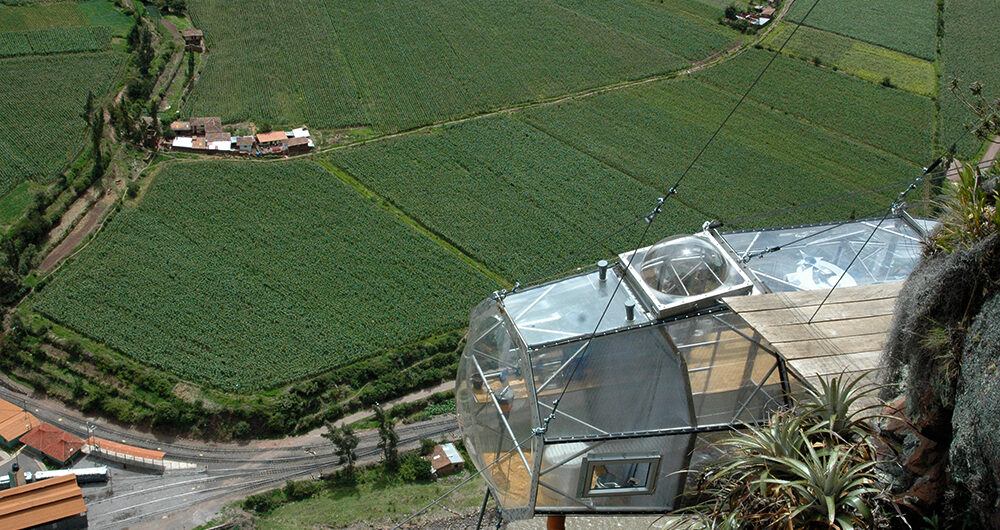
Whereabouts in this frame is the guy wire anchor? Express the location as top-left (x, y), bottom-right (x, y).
top-left (645, 196), bottom-right (666, 224)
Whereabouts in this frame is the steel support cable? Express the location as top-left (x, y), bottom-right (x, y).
top-left (513, 0), bottom-right (825, 289)
top-left (669, 0), bottom-right (824, 197)
top-left (538, 198), bottom-right (663, 434)
top-left (738, 206), bottom-right (886, 263)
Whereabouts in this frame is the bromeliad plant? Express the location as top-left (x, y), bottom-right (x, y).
top-left (932, 164), bottom-right (1000, 253)
top-left (667, 373), bottom-right (898, 530)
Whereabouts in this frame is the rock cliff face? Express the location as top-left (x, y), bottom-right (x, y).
top-left (881, 231), bottom-right (1000, 526)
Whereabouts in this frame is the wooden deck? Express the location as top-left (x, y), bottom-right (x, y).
top-left (722, 282), bottom-right (902, 391)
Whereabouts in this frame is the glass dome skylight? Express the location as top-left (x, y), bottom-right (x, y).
top-left (624, 232), bottom-right (754, 318)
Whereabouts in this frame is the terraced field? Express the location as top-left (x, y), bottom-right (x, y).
top-left (184, 0), bottom-right (740, 132)
top-left (32, 160), bottom-right (490, 391)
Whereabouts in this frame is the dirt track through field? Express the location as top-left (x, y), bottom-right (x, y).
top-left (39, 192), bottom-right (115, 273)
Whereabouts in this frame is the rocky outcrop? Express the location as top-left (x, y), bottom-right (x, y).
top-left (880, 231), bottom-right (1000, 526)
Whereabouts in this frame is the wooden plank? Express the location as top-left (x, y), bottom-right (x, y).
top-left (724, 282), bottom-right (903, 313)
top-left (735, 297), bottom-right (895, 328)
top-left (788, 350), bottom-right (882, 378)
top-left (752, 314), bottom-right (893, 343)
top-left (774, 334), bottom-right (888, 359)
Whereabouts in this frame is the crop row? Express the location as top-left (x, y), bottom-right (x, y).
top-left (185, 0), bottom-right (737, 132)
top-left (32, 160), bottom-right (491, 391)
top-left (329, 74), bottom-right (925, 285)
top-left (0, 50), bottom-right (124, 197)
top-left (0, 25), bottom-right (111, 57)
top-left (520, 78), bottom-right (923, 227)
top-left (327, 114), bottom-right (691, 282)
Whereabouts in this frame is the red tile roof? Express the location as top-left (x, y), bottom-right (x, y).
top-left (256, 131), bottom-right (287, 143)
top-left (0, 399), bottom-right (39, 443)
top-left (19, 424), bottom-right (84, 464)
top-left (0, 474), bottom-right (86, 530)
top-left (87, 437), bottom-right (165, 461)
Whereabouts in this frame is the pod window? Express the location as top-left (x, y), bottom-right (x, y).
top-left (578, 455), bottom-right (660, 497)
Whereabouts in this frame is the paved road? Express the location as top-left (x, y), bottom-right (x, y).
top-left (0, 385), bottom-right (460, 529)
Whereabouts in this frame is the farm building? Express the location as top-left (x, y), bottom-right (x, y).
top-left (256, 130), bottom-right (287, 147)
top-left (19, 424), bottom-right (84, 466)
top-left (205, 131), bottom-right (232, 151)
top-left (182, 28), bottom-right (204, 52)
top-left (0, 399), bottom-right (39, 448)
top-left (428, 443), bottom-right (465, 477)
top-left (285, 136), bottom-right (312, 154)
top-left (190, 117), bottom-right (223, 135)
top-left (0, 474), bottom-right (87, 530)
top-left (169, 120), bottom-right (191, 135)
top-left (236, 136), bottom-right (255, 153)
top-left (457, 213), bottom-right (933, 520)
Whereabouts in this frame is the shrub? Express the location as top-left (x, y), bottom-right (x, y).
top-left (399, 453), bottom-right (433, 482)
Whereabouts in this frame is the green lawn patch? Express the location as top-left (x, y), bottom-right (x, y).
top-left (31, 159), bottom-right (491, 391)
top-left (762, 22), bottom-right (936, 97)
top-left (257, 472), bottom-right (485, 529)
top-left (79, 0), bottom-right (133, 36)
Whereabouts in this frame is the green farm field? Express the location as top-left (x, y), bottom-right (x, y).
top-left (0, 0), bottom-right (130, 199)
top-left (32, 160), bottom-right (491, 391)
top-left (696, 48), bottom-right (935, 163)
top-left (330, 61), bottom-right (927, 282)
top-left (785, 0), bottom-right (937, 61)
top-left (761, 22), bottom-right (936, 97)
top-left (184, 0), bottom-right (740, 132)
top-left (938, 0), bottom-right (1000, 158)
top-left (0, 50), bottom-right (124, 197)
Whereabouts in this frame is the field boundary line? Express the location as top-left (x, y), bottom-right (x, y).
top-left (692, 77), bottom-right (929, 166)
top-left (315, 8), bottom-right (792, 157)
top-left (312, 159), bottom-right (511, 289)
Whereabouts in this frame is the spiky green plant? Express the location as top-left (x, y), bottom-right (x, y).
top-left (934, 164), bottom-right (1000, 253)
top-left (665, 374), bottom-right (899, 530)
